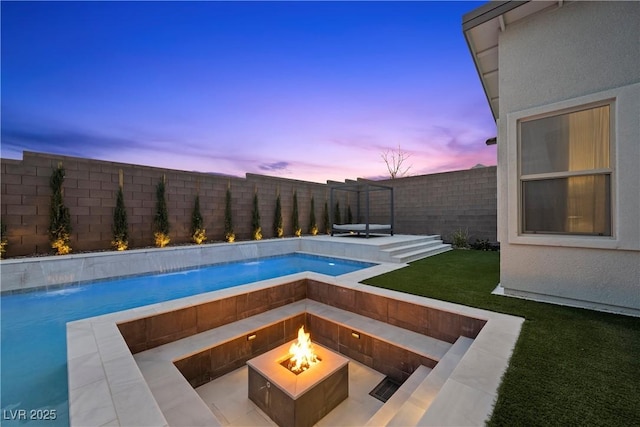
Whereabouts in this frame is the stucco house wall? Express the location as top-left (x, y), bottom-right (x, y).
top-left (496, 1), bottom-right (640, 315)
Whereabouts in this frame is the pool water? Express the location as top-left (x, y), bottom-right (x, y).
top-left (0, 253), bottom-right (374, 426)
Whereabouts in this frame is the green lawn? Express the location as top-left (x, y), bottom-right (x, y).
top-left (363, 250), bottom-right (640, 426)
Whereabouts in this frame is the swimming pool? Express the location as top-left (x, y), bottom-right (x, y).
top-left (0, 253), bottom-right (374, 426)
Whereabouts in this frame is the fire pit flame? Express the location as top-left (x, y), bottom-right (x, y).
top-left (287, 326), bottom-right (319, 374)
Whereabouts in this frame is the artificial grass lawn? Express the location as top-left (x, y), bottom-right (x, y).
top-left (363, 250), bottom-right (640, 426)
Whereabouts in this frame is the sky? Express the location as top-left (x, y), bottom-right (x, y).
top-left (1, 1), bottom-right (496, 183)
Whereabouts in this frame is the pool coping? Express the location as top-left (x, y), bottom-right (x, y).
top-left (67, 266), bottom-right (523, 426)
top-left (0, 251), bottom-right (375, 295)
top-left (1, 235), bottom-right (428, 294)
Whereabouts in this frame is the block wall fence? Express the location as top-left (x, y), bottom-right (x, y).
top-left (0, 151), bottom-right (496, 257)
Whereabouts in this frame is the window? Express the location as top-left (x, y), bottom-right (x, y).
top-left (519, 103), bottom-right (612, 236)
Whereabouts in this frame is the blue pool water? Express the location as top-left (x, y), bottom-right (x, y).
top-left (0, 253), bottom-right (374, 426)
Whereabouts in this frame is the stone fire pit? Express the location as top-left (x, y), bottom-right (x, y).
top-left (247, 335), bottom-right (349, 427)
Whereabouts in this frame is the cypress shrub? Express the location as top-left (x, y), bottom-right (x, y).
top-left (0, 221), bottom-right (7, 259)
top-left (292, 191), bottom-right (301, 237)
top-left (251, 192), bottom-right (262, 240)
top-left (322, 201), bottom-right (330, 234)
top-left (309, 196), bottom-right (318, 236)
top-left (346, 204), bottom-right (353, 224)
top-left (49, 164), bottom-right (72, 255)
top-left (224, 187), bottom-right (235, 242)
top-left (334, 201), bottom-right (341, 225)
top-left (112, 186), bottom-right (129, 250)
top-left (273, 193), bottom-right (283, 238)
top-left (191, 194), bottom-right (206, 244)
top-left (154, 176), bottom-right (170, 247)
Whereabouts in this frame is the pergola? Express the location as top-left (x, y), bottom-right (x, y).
top-left (329, 181), bottom-right (394, 238)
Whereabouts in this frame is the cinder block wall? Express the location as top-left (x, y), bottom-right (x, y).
top-left (371, 167), bottom-right (497, 244)
top-left (0, 152), bottom-right (329, 256)
top-left (0, 151), bottom-right (496, 257)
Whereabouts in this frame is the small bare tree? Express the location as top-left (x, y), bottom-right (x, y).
top-left (382, 144), bottom-right (412, 179)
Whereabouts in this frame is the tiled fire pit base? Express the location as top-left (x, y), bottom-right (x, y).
top-left (247, 341), bottom-right (349, 427)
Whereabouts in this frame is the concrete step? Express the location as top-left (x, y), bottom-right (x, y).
top-left (377, 235), bottom-right (441, 250)
top-left (394, 244), bottom-right (452, 263)
top-left (387, 336), bottom-right (474, 427)
top-left (383, 239), bottom-right (446, 256)
top-left (364, 365), bottom-right (432, 427)
top-left (378, 235), bottom-right (451, 263)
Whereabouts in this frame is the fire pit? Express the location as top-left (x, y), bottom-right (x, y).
top-left (247, 326), bottom-right (349, 427)
top-left (280, 326), bottom-right (321, 374)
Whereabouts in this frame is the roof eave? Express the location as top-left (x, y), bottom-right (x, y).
top-left (462, 1), bottom-right (565, 121)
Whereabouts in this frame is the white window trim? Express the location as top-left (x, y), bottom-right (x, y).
top-left (505, 87), bottom-right (628, 250)
top-left (518, 100), bottom-right (614, 237)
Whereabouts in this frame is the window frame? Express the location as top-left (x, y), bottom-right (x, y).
top-left (505, 90), bottom-right (622, 250)
top-left (517, 100), bottom-right (614, 237)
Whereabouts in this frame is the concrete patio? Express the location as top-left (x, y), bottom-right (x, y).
top-left (65, 238), bottom-right (522, 426)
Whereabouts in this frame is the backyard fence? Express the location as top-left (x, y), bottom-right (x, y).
top-left (0, 151), bottom-right (496, 257)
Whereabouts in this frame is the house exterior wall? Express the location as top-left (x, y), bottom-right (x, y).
top-left (497, 1), bottom-right (640, 315)
top-left (0, 151), bottom-right (496, 257)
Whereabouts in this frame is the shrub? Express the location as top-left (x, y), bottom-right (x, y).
top-left (154, 177), bottom-right (170, 247)
top-left (273, 193), bottom-right (283, 238)
top-left (346, 204), bottom-right (353, 224)
top-left (322, 201), bottom-right (330, 234)
top-left (112, 186), bottom-right (129, 251)
top-left (191, 194), bottom-right (206, 244)
top-left (451, 228), bottom-right (470, 249)
top-left (308, 197), bottom-right (318, 236)
top-left (292, 191), bottom-right (301, 237)
top-left (0, 221), bottom-right (7, 258)
top-left (471, 238), bottom-right (494, 251)
top-left (251, 192), bottom-right (262, 240)
top-left (334, 201), bottom-right (341, 225)
top-left (224, 187), bottom-right (235, 242)
top-left (49, 164), bottom-right (72, 255)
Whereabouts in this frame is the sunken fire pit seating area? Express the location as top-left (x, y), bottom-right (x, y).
top-left (67, 273), bottom-right (523, 426)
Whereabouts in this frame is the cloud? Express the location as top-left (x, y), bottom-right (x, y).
top-left (0, 108), bottom-right (496, 184)
top-left (0, 119), bottom-right (241, 168)
top-left (258, 161), bottom-right (290, 172)
top-left (329, 135), bottom-right (389, 154)
top-left (0, 125), bottom-right (143, 159)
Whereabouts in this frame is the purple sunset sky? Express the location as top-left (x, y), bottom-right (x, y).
top-left (1, 1), bottom-right (495, 183)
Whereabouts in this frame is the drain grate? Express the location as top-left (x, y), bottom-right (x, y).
top-left (369, 377), bottom-right (401, 402)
